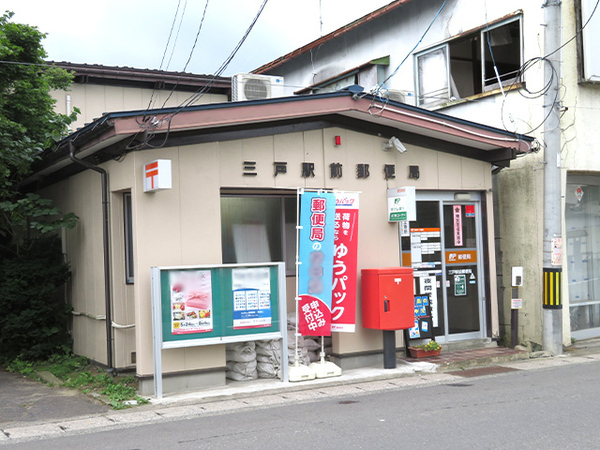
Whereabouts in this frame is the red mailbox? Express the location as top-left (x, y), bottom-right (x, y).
top-left (361, 267), bottom-right (414, 330)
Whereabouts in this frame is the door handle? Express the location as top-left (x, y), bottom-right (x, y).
top-left (384, 299), bottom-right (390, 312)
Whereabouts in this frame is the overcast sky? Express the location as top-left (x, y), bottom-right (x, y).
top-left (4, 0), bottom-right (392, 76)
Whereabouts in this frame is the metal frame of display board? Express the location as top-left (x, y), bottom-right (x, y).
top-left (151, 262), bottom-right (288, 399)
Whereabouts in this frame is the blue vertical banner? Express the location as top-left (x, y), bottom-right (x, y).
top-left (298, 191), bottom-right (336, 336)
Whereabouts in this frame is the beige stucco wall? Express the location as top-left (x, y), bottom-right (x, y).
top-left (43, 126), bottom-right (497, 379)
top-left (41, 158), bottom-right (138, 368)
top-left (51, 84), bottom-right (227, 132)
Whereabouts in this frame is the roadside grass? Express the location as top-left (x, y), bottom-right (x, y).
top-left (4, 352), bottom-right (149, 410)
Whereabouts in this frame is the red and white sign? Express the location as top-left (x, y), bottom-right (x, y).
top-left (144, 159), bottom-right (172, 192)
top-left (331, 192), bottom-right (360, 333)
top-left (453, 205), bottom-right (463, 247)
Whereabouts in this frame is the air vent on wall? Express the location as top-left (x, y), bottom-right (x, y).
top-left (231, 73), bottom-right (285, 101)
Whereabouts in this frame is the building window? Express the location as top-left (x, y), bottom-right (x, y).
top-left (123, 192), bottom-right (134, 284)
top-left (566, 176), bottom-right (600, 336)
top-left (415, 16), bottom-right (522, 106)
top-left (220, 193), bottom-right (297, 275)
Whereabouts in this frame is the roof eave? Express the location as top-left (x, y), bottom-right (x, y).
top-left (28, 92), bottom-right (533, 187)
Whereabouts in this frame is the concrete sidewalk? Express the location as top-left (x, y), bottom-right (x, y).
top-left (1, 341), bottom-right (599, 444)
top-left (0, 369), bottom-right (108, 428)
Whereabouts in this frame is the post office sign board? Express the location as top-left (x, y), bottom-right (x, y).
top-left (387, 186), bottom-right (416, 222)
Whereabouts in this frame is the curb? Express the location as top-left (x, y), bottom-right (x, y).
top-left (3, 349), bottom-right (599, 444)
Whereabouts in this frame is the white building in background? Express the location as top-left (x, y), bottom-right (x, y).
top-left (254, 0), bottom-right (600, 347)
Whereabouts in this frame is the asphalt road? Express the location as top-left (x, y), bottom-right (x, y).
top-left (4, 358), bottom-right (600, 449)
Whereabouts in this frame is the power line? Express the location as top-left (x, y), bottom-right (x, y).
top-left (544, 0), bottom-right (599, 59)
top-left (144, 0), bottom-right (189, 114)
top-left (168, 0), bottom-right (270, 114)
top-left (160, 0), bottom-right (210, 108)
top-left (165, 0), bottom-right (189, 71)
top-left (181, 0), bottom-right (210, 73)
top-left (133, 0), bottom-right (270, 150)
top-left (159, 0), bottom-right (184, 71)
top-left (374, 0), bottom-right (449, 94)
top-left (500, 0), bottom-right (600, 134)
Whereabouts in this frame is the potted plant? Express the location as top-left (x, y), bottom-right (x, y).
top-left (408, 340), bottom-right (442, 358)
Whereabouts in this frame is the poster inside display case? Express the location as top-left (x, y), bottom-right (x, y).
top-left (152, 263), bottom-right (284, 347)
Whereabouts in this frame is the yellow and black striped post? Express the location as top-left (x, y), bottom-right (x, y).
top-left (543, 268), bottom-right (562, 309)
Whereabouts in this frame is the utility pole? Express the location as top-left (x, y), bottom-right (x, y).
top-left (542, 0), bottom-right (563, 355)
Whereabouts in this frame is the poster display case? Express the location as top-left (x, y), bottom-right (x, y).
top-left (151, 262), bottom-right (287, 398)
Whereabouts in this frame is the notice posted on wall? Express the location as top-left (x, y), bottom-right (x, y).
top-left (170, 270), bottom-right (213, 335)
top-left (232, 267), bottom-right (272, 329)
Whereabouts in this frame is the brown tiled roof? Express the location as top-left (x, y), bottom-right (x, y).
top-left (252, 0), bottom-right (412, 74)
top-left (49, 61), bottom-right (230, 92)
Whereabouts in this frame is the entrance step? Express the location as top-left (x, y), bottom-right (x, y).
top-left (439, 338), bottom-right (497, 353)
top-left (400, 345), bottom-right (529, 371)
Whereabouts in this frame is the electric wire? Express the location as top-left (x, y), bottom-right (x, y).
top-left (129, 0), bottom-right (270, 150)
top-left (544, 0), bottom-right (599, 59)
top-left (484, 0), bottom-right (506, 97)
top-left (163, 0), bottom-right (269, 119)
top-left (165, 0), bottom-right (189, 71)
top-left (140, 1), bottom-right (189, 121)
top-left (372, 0), bottom-right (449, 96)
top-left (498, 0), bottom-right (599, 135)
top-left (159, 0), bottom-right (184, 71)
top-left (160, 0), bottom-right (210, 108)
top-left (181, 0), bottom-right (209, 73)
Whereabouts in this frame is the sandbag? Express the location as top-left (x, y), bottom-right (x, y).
top-left (226, 350), bottom-right (256, 363)
top-left (303, 337), bottom-right (320, 351)
top-left (226, 369), bottom-right (258, 381)
top-left (257, 361), bottom-right (278, 378)
top-left (307, 350), bottom-right (319, 363)
top-left (226, 341), bottom-right (255, 353)
top-left (256, 339), bottom-right (282, 355)
top-left (226, 341), bottom-right (257, 362)
top-left (226, 359), bottom-right (257, 374)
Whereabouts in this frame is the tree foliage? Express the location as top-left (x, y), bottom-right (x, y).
top-left (0, 12), bottom-right (79, 360)
top-left (0, 11), bottom-right (78, 254)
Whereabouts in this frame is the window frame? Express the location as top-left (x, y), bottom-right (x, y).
top-left (220, 190), bottom-right (297, 276)
top-left (123, 191), bottom-right (134, 284)
top-left (414, 15), bottom-right (522, 107)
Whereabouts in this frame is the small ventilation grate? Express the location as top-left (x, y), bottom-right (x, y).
top-left (244, 79), bottom-right (269, 100)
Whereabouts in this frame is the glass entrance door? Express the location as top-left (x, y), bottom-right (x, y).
top-left (401, 192), bottom-right (485, 341)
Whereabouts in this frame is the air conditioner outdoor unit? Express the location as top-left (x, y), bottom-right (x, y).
top-left (231, 73), bottom-right (285, 101)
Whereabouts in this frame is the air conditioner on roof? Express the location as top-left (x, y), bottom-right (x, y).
top-left (231, 73), bottom-right (285, 101)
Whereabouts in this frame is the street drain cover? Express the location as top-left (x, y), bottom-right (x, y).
top-left (448, 366), bottom-right (520, 378)
top-left (338, 400), bottom-right (359, 405)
